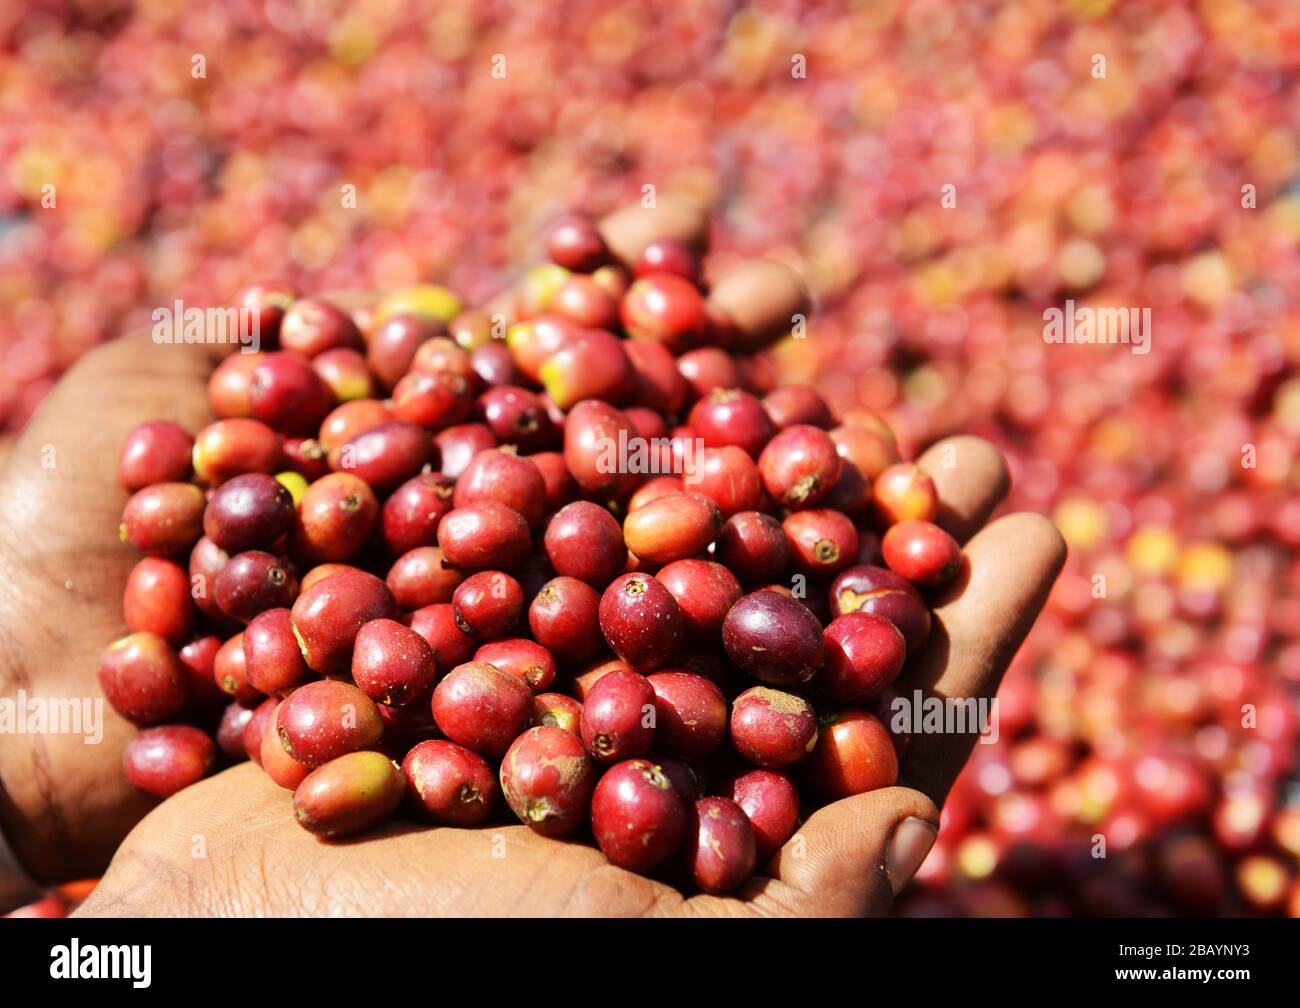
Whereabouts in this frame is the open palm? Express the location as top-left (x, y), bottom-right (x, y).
top-left (0, 199), bottom-right (1064, 916)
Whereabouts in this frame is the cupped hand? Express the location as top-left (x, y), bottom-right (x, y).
top-left (0, 196), bottom-right (1064, 915)
top-left (76, 444), bottom-right (1062, 917)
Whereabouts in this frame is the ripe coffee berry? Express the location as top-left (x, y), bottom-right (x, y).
top-left (98, 632), bottom-right (187, 725)
top-left (291, 569), bottom-right (396, 675)
top-left (881, 519), bottom-right (963, 587)
top-left (381, 472), bottom-right (455, 555)
top-left (688, 388), bottom-right (775, 457)
top-left (119, 421), bottom-right (194, 491)
top-left (454, 448), bottom-right (546, 528)
top-left (715, 511), bottom-right (791, 585)
top-left (647, 672), bottom-right (727, 759)
top-left (692, 446), bottom-right (764, 518)
top-left (293, 472), bottom-right (379, 563)
top-left (590, 759), bottom-right (687, 872)
top-left (248, 351), bottom-right (332, 436)
top-left (192, 418), bottom-right (283, 486)
top-left (475, 638), bottom-right (556, 693)
top-left (501, 726), bottom-right (597, 837)
top-left (655, 559), bottom-right (742, 640)
top-left (529, 577), bottom-right (604, 663)
top-left (763, 385), bottom-right (833, 430)
top-left (622, 492), bottom-right (722, 565)
top-left (828, 565), bottom-right (932, 655)
top-left (213, 550), bottom-right (295, 623)
top-left (621, 274), bottom-right (708, 351)
top-left (758, 425), bottom-right (841, 509)
top-left (352, 618), bottom-right (438, 707)
top-left (120, 482), bottom-right (206, 556)
top-left (783, 509), bottom-right (859, 578)
top-left (476, 386), bottom-right (555, 452)
top-left (452, 571), bottom-right (524, 639)
top-left (634, 238), bottom-right (699, 283)
top-left (543, 501), bottom-right (626, 587)
top-left (122, 726), bottom-right (216, 798)
top-left (821, 612), bottom-right (907, 702)
top-left (685, 797), bottom-right (757, 894)
top-left (406, 603), bottom-right (475, 674)
top-left (276, 680), bottom-right (385, 768)
top-left (243, 607), bottom-right (311, 696)
top-left (532, 692), bottom-right (583, 734)
top-left (437, 501), bottom-right (531, 572)
top-left (599, 573), bottom-right (684, 673)
top-left (722, 590), bottom-right (824, 686)
top-left (805, 708), bottom-right (899, 801)
top-left (213, 633), bottom-right (259, 702)
top-left (123, 557), bottom-right (194, 645)
top-left (546, 216), bottom-right (609, 272)
top-left (337, 420), bottom-right (432, 495)
top-left (431, 661), bottom-right (533, 756)
top-left (580, 668), bottom-right (657, 763)
top-left (720, 768), bottom-right (800, 862)
top-left (730, 687), bottom-right (819, 768)
top-left (204, 473), bottom-right (294, 552)
top-left (387, 546), bottom-right (464, 609)
top-left (403, 740), bottom-right (498, 826)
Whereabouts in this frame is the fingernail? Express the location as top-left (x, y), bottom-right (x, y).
top-left (886, 817), bottom-right (937, 896)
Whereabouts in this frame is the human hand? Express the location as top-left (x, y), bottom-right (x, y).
top-left (75, 435), bottom-right (1062, 917)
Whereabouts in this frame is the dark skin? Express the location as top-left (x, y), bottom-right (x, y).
top-left (0, 200), bottom-right (1065, 916)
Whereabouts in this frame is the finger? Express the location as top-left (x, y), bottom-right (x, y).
top-left (706, 258), bottom-right (810, 352)
top-left (897, 511), bottom-right (1067, 805)
top-left (597, 193), bottom-right (710, 267)
top-left (767, 786), bottom-right (939, 915)
top-left (916, 435), bottom-right (1010, 544)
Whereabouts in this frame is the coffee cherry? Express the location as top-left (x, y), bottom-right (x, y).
top-left (590, 759), bottom-right (687, 872)
top-left (821, 612), bottom-right (907, 702)
top-left (543, 501), bottom-right (626, 588)
top-left (279, 298), bottom-right (363, 358)
top-left (120, 482), bottom-right (206, 555)
top-left (352, 618), bottom-right (438, 708)
top-left (622, 492), bottom-right (722, 565)
top-left (292, 751), bottom-right (405, 838)
top-left (828, 565), bottom-right (932, 655)
top-left (805, 708), bottom-right (898, 801)
top-left (634, 239), bottom-right (699, 283)
top-left (336, 420), bottom-right (432, 495)
top-left (123, 557), bottom-right (194, 645)
top-left (599, 573), bottom-right (684, 673)
top-left (501, 726), bottom-right (597, 837)
top-left (248, 351), bottom-right (332, 436)
top-left (276, 680), bottom-right (384, 768)
top-left (581, 668), bottom-right (657, 764)
top-left (881, 519), bottom-right (963, 586)
top-left (621, 274), bottom-right (708, 351)
top-left (715, 511), bottom-right (791, 585)
top-left (386, 546), bottom-right (464, 609)
top-left (475, 638), bottom-right (556, 694)
top-left (213, 550), bottom-right (295, 623)
top-left (291, 569), bottom-right (396, 676)
top-left (730, 687), bottom-right (819, 768)
top-left (406, 603), bottom-right (476, 675)
top-left (204, 472), bottom-right (294, 552)
top-left (688, 388), bottom-right (774, 457)
top-left (872, 462), bottom-right (939, 525)
top-left (532, 692), bottom-right (583, 734)
top-left (192, 418), bottom-right (283, 486)
top-left (453, 448), bottom-right (546, 528)
top-left (546, 216), bottom-right (609, 272)
top-left (452, 570), bottom-right (524, 639)
top-left (783, 509), bottom-right (859, 578)
top-left (119, 421), bottom-right (193, 491)
top-left (719, 768), bottom-right (800, 861)
top-left (529, 576), bottom-right (604, 663)
top-left (437, 501), bottom-right (531, 572)
top-left (123, 725), bottom-right (216, 798)
top-left (722, 590), bottom-right (823, 686)
top-left (647, 672), bottom-right (727, 759)
top-left (98, 632), bottom-right (187, 725)
top-left (685, 797), bottom-right (757, 894)
top-left (243, 607), bottom-right (311, 696)
top-left (655, 559), bottom-right (742, 641)
top-left (403, 740), bottom-right (498, 826)
top-left (759, 425), bottom-right (841, 509)
top-left (292, 472), bottom-right (379, 563)
top-left (431, 661), bottom-right (533, 756)
top-left (763, 386), bottom-right (833, 430)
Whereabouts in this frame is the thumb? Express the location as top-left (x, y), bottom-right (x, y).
top-left (772, 786), bottom-right (939, 915)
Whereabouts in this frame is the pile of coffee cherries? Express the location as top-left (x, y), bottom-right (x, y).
top-left (102, 216), bottom-right (963, 894)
